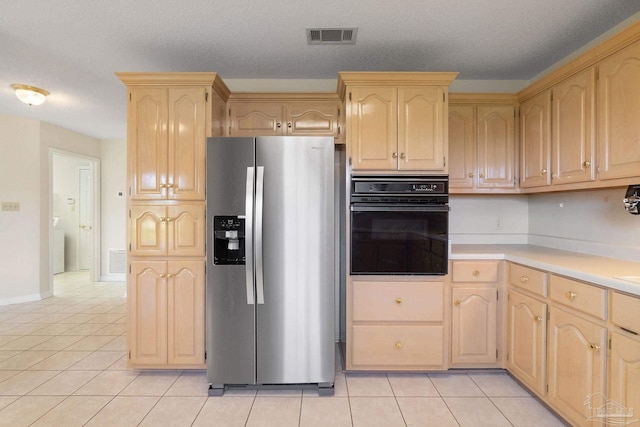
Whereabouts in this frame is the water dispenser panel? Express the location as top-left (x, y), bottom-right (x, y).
top-left (213, 216), bottom-right (246, 265)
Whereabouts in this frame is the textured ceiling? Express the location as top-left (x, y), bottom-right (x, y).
top-left (1, 0), bottom-right (640, 140)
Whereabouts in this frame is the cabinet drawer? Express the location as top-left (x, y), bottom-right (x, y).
top-left (508, 263), bottom-right (548, 297)
top-left (352, 281), bottom-right (443, 322)
top-left (351, 325), bottom-right (444, 367)
top-left (611, 291), bottom-right (640, 334)
top-left (549, 275), bottom-right (607, 320)
top-left (452, 261), bottom-right (499, 283)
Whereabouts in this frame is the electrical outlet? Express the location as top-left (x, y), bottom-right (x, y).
top-left (1, 202), bottom-right (20, 211)
top-left (496, 217), bottom-right (504, 230)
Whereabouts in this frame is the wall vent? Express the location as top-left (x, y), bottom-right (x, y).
top-left (109, 249), bottom-right (126, 274)
top-left (306, 28), bottom-right (357, 45)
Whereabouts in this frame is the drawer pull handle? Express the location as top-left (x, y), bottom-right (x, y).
top-left (520, 276), bottom-right (529, 283)
top-left (472, 270), bottom-right (480, 277)
top-left (454, 300), bottom-right (461, 306)
top-left (590, 343), bottom-right (600, 352)
top-left (395, 342), bottom-right (402, 349)
top-left (396, 298), bottom-right (402, 304)
top-left (566, 291), bottom-right (577, 300)
top-left (536, 316), bottom-right (542, 322)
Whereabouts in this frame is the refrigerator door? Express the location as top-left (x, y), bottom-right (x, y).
top-left (206, 137), bottom-right (257, 387)
top-left (255, 136), bottom-right (335, 385)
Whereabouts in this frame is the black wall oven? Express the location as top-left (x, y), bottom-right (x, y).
top-left (350, 175), bottom-right (449, 275)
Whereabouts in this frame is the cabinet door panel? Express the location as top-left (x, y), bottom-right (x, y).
top-left (168, 88), bottom-right (206, 200)
top-left (129, 88), bottom-right (168, 200)
top-left (350, 86), bottom-right (397, 170)
top-left (609, 332), bottom-right (640, 420)
top-left (507, 291), bottom-right (547, 396)
top-left (448, 105), bottom-right (475, 188)
top-left (398, 87), bottom-right (445, 171)
top-left (130, 205), bottom-right (166, 256)
top-left (451, 286), bottom-right (497, 364)
top-left (229, 102), bottom-right (283, 136)
top-left (167, 261), bottom-right (205, 366)
top-left (286, 103), bottom-right (338, 136)
top-left (129, 261), bottom-right (167, 365)
top-left (552, 69), bottom-right (596, 185)
top-left (519, 92), bottom-right (551, 188)
top-left (598, 40), bottom-right (640, 180)
top-left (547, 307), bottom-right (606, 426)
top-left (167, 205), bottom-right (205, 257)
top-left (477, 105), bottom-right (516, 189)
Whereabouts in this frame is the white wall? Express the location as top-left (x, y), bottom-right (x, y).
top-left (0, 116), bottom-right (42, 304)
top-left (449, 194), bottom-right (529, 244)
top-left (100, 139), bottom-right (126, 281)
top-left (528, 187), bottom-right (640, 262)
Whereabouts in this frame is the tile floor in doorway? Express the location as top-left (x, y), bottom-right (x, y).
top-left (0, 272), bottom-right (568, 426)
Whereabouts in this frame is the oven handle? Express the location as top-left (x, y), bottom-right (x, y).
top-left (350, 204), bottom-right (449, 212)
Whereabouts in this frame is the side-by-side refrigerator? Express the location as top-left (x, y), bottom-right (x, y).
top-left (206, 136), bottom-right (335, 396)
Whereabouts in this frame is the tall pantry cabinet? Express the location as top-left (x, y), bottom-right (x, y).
top-left (117, 73), bottom-right (229, 369)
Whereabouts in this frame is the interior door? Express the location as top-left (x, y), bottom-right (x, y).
top-left (255, 136), bottom-right (335, 385)
top-left (78, 167), bottom-right (92, 270)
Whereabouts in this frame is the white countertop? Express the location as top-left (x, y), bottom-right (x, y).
top-left (450, 244), bottom-right (640, 296)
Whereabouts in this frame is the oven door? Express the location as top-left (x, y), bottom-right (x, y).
top-left (350, 205), bottom-right (448, 275)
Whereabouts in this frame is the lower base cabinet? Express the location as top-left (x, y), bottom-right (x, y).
top-left (451, 286), bottom-right (497, 365)
top-left (128, 260), bottom-right (205, 368)
top-left (547, 306), bottom-right (607, 427)
top-left (609, 332), bottom-right (640, 422)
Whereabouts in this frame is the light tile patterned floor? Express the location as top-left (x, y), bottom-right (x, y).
top-left (0, 272), bottom-right (569, 426)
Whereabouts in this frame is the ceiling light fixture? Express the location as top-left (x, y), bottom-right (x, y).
top-left (11, 84), bottom-right (49, 106)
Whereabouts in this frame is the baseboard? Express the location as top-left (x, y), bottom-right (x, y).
top-left (0, 290), bottom-right (52, 306)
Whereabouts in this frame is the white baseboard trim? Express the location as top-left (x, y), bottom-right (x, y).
top-left (0, 290), bottom-right (53, 306)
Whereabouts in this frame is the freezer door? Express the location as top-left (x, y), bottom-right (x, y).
top-left (206, 137), bottom-right (257, 386)
top-left (255, 136), bottom-right (335, 385)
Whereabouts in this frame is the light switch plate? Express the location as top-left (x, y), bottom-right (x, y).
top-left (1, 202), bottom-right (20, 211)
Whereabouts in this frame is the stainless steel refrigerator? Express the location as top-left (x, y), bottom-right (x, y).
top-left (206, 136), bottom-right (335, 396)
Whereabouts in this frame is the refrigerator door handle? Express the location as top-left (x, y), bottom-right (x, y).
top-left (255, 166), bottom-right (265, 305)
top-left (245, 166), bottom-right (255, 305)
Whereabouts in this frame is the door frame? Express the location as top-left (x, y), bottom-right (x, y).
top-left (49, 149), bottom-right (101, 286)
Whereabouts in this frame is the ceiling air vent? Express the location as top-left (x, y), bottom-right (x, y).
top-left (306, 28), bottom-right (357, 45)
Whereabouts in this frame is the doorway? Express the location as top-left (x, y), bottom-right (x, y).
top-left (51, 150), bottom-right (100, 289)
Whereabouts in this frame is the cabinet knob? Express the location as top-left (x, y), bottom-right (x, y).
top-left (396, 298), bottom-right (402, 304)
top-left (536, 316), bottom-right (543, 322)
top-left (479, 172), bottom-right (485, 179)
top-left (472, 270), bottom-right (480, 277)
top-left (392, 152), bottom-right (398, 159)
top-left (166, 183), bottom-right (174, 188)
top-left (277, 122), bottom-right (282, 128)
top-left (468, 172), bottom-right (475, 178)
top-left (287, 122), bottom-right (292, 128)
top-left (583, 161), bottom-right (591, 168)
top-left (590, 343), bottom-right (600, 352)
top-left (520, 276), bottom-right (529, 283)
top-left (541, 169), bottom-right (547, 175)
top-left (454, 300), bottom-right (461, 306)
top-left (395, 342), bottom-right (402, 349)
top-left (160, 183), bottom-right (167, 189)
top-left (400, 153), bottom-right (406, 159)
top-left (566, 291), bottom-right (577, 300)
top-left (160, 217), bottom-right (168, 222)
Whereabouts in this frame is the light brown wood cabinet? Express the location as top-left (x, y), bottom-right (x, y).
top-left (519, 90), bottom-right (551, 189)
top-left (227, 95), bottom-right (341, 139)
top-left (448, 97), bottom-right (517, 192)
top-left (597, 39), bottom-right (640, 181)
top-left (339, 72), bottom-right (457, 172)
top-left (347, 279), bottom-right (446, 370)
top-left (450, 261), bottom-right (500, 366)
top-left (129, 204), bottom-right (205, 257)
top-left (128, 260), bottom-right (205, 367)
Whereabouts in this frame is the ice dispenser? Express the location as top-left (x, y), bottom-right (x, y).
top-left (213, 216), bottom-right (246, 264)
top-left (624, 185), bottom-right (640, 215)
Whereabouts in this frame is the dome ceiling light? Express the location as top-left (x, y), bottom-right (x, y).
top-left (11, 84), bottom-right (49, 106)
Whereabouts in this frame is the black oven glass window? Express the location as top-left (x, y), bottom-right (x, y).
top-left (351, 210), bottom-right (448, 275)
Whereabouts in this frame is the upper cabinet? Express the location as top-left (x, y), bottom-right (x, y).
top-left (597, 39), bottom-right (640, 180)
top-left (117, 73), bottom-right (230, 201)
top-left (339, 72), bottom-right (458, 172)
top-left (519, 91), bottom-right (551, 189)
top-left (448, 95), bottom-right (517, 193)
top-left (227, 94), bottom-right (341, 140)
